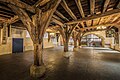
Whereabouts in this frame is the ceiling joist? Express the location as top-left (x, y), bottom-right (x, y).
top-left (61, 0), bottom-right (77, 20)
top-left (103, 0), bottom-right (110, 13)
top-left (66, 9), bottom-right (120, 25)
top-left (90, 0), bottom-right (95, 15)
top-left (0, 0), bottom-right (35, 13)
top-left (33, 0), bottom-right (50, 7)
top-left (75, 0), bottom-right (85, 17)
top-left (55, 10), bottom-right (69, 21)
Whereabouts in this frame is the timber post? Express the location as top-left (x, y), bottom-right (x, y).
top-left (48, 32), bottom-right (51, 42)
top-left (72, 31), bottom-right (78, 48)
top-left (56, 33), bottom-right (60, 45)
top-left (72, 31), bottom-right (82, 51)
top-left (58, 24), bottom-right (78, 52)
top-left (8, 0), bottom-right (61, 78)
top-left (77, 32), bottom-right (85, 48)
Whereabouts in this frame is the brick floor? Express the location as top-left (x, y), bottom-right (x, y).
top-left (0, 47), bottom-right (120, 80)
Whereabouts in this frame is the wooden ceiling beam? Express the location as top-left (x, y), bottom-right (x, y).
top-left (0, 17), bottom-right (6, 20)
top-left (103, 0), bottom-right (110, 13)
top-left (0, 15), bottom-right (19, 24)
top-left (111, 15), bottom-right (120, 23)
top-left (51, 17), bottom-right (64, 26)
top-left (80, 23), bottom-right (112, 31)
top-left (105, 15), bottom-right (112, 23)
top-left (76, 24), bottom-right (81, 30)
top-left (61, 0), bottom-right (77, 20)
top-left (8, 15), bottom-right (19, 24)
top-left (80, 22), bottom-right (85, 28)
top-left (0, 6), bottom-right (12, 12)
top-left (90, 0), bottom-right (95, 15)
top-left (52, 15), bottom-right (64, 22)
top-left (0, 10), bottom-right (14, 16)
top-left (99, 17), bottom-right (107, 25)
top-left (75, 0), bottom-right (85, 17)
top-left (55, 10), bottom-right (69, 21)
top-left (0, 13), bottom-right (11, 18)
top-left (0, 0), bottom-right (35, 13)
top-left (66, 9), bottom-right (120, 25)
top-left (86, 20), bottom-right (90, 27)
top-left (33, 0), bottom-right (50, 7)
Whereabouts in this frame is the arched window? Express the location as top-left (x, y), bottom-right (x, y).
top-left (81, 34), bottom-right (102, 47)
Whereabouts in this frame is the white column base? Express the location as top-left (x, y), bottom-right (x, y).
top-left (73, 47), bottom-right (79, 51)
top-left (78, 46), bottom-right (82, 48)
top-left (63, 52), bottom-right (72, 59)
top-left (30, 64), bottom-right (46, 78)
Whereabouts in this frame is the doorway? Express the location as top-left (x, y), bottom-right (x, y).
top-left (12, 38), bottom-right (23, 53)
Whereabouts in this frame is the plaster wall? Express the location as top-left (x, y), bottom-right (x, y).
top-left (0, 29), bottom-right (54, 55)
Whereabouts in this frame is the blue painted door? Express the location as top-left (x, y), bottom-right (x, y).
top-left (12, 38), bottom-right (23, 53)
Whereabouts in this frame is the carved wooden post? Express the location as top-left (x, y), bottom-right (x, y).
top-left (72, 31), bottom-right (78, 48)
top-left (77, 32), bottom-right (85, 47)
top-left (56, 33), bottom-right (60, 45)
top-left (8, 0), bottom-right (61, 77)
top-left (56, 33), bottom-right (60, 42)
top-left (64, 26), bottom-right (69, 52)
top-left (48, 32), bottom-right (51, 42)
top-left (78, 36), bottom-right (82, 46)
top-left (58, 24), bottom-right (77, 52)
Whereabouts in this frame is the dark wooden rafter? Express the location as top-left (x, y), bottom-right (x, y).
top-left (75, 0), bottom-right (85, 17)
top-left (0, 0), bottom-right (118, 36)
top-left (75, 0), bottom-right (86, 29)
top-left (90, 0), bottom-right (95, 15)
top-left (0, 10), bottom-right (14, 17)
top-left (0, 13), bottom-right (11, 18)
top-left (66, 9), bottom-right (120, 25)
top-left (52, 15), bottom-right (63, 22)
top-left (55, 10), bottom-right (69, 21)
top-left (80, 22), bottom-right (85, 28)
top-left (0, 17), bottom-right (7, 20)
top-left (111, 15), bottom-right (120, 23)
top-left (0, 5), bottom-right (12, 12)
top-left (114, 17), bottom-right (120, 24)
top-left (98, 17), bottom-right (105, 24)
top-left (33, 0), bottom-right (50, 7)
top-left (51, 17), bottom-right (64, 26)
top-left (61, 0), bottom-right (77, 20)
top-left (103, 0), bottom-right (110, 13)
top-left (97, 18), bottom-right (101, 25)
top-left (86, 20), bottom-right (92, 27)
top-left (76, 25), bottom-right (81, 30)
top-left (0, 0), bottom-right (35, 13)
top-left (89, 0), bottom-right (95, 29)
top-left (96, 0), bottom-right (111, 27)
top-left (104, 15), bottom-right (112, 23)
top-left (8, 16), bottom-right (19, 24)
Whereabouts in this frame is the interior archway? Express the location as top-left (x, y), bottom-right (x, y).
top-left (81, 34), bottom-right (104, 47)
